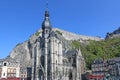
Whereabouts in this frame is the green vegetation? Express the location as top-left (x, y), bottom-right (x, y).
top-left (80, 38), bottom-right (120, 69)
top-left (16, 43), bottom-right (21, 47)
top-left (72, 40), bottom-right (81, 49)
top-left (56, 30), bottom-right (62, 35)
top-left (35, 31), bottom-right (41, 36)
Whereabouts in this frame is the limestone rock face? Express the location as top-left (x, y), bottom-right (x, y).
top-left (53, 28), bottom-right (102, 42)
top-left (9, 28), bottom-right (102, 67)
top-left (10, 34), bottom-right (39, 67)
top-left (105, 27), bottom-right (120, 39)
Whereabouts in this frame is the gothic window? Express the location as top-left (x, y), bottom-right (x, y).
top-left (73, 58), bottom-right (76, 63)
top-left (48, 50), bottom-right (50, 55)
top-left (66, 68), bottom-right (67, 75)
top-left (69, 72), bottom-right (72, 80)
top-left (56, 60), bottom-right (57, 64)
top-left (48, 71), bottom-right (50, 76)
top-left (56, 67), bottom-right (58, 76)
top-left (42, 48), bottom-right (44, 51)
top-left (68, 57), bottom-right (71, 62)
top-left (39, 69), bottom-right (43, 75)
top-left (49, 39), bottom-right (51, 43)
top-left (63, 60), bottom-right (65, 65)
top-left (63, 68), bottom-right (64, 75)
top-left (41, 55), bottom-right (45, 67)
top-left (72, 58), bottom-right (76, 67)
top-left (55, 40), bottom-right (57, 42)
top-left (48, 59), bottom-right (50, 64)
top-left (55, 34), bottom-right (57, 38)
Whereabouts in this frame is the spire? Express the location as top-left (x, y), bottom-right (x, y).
top-left (41, 0), bottom-right (52, 38)
top-left (42, 0), bottom-right (52, 30)
top-left (42, 10), bottom-right (52, 30)
top-left (45, 0), bottom-right (49, 18)
top-left (46, 0), bottom-right (48, 11)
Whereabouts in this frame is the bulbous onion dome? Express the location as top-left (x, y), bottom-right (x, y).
top-left (42, 10), bottom-right (52, 30)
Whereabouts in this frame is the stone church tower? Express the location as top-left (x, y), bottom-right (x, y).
top-left (31, 9), bottom-right (85, 80)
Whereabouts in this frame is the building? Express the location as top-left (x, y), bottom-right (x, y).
top-left (20, 67), bottom-right (32, 80)
top-left (90, 57), bottom-right (120, 80)
top-left (0, 59), bottom-right (3, 79)
top-left (31, 9), bottom-right (85, 80)
top-left (0, 57), bottom-right (31, 80)
top-left (107, 57), bottom-right (120, 80)
top-left (0, 57), bottom-right (20, 80)
top-left (90, 59), bottom-right (105, 80)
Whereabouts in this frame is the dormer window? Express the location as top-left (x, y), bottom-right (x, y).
top-left (4, 63), bottom-right (7, 66)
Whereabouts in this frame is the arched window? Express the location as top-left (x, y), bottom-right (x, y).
top-left (56, 60), bottom-right (57, 64)
top-left (41, 55), bottom-right (45, 67)
top-left (48, 50), bottom-right (50, 56)
top-left (63, 68), bottom-right (64, 75)
top-left (69, 70), bottom-right (72, 80)
top-left (56, 67), bottom-right (58, 76)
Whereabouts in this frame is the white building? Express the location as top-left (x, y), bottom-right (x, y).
top-left (0, 57), bottom-right (20, 79)
top-left (31, 9), bottom-right (85, 80)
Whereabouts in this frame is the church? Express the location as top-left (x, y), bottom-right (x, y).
top-left (31, 9), bottom-right (85, 80)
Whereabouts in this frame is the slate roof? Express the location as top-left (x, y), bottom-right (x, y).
top-left (4, 57), bottom-right (18, 64)
top-left (63, 50), bottom-right (77, 58)
top-left (92, 58), bottom-right (103, 64)
top-left (108, 57), bottom-right (120, 62)
top-left (42, 10), bottom-right (52, 30)
top-left (0, 59), bottom-right (4, 67)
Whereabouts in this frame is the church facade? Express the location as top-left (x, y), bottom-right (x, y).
top-left (31, 10), bottom-right (85, 80)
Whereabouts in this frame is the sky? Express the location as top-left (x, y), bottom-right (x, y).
top-left (0, 0), bottom-right (120, 58)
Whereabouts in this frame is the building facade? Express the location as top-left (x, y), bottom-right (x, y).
top-left (0, 57), bottom-right (31, 80)
top-left (90, 59), bottom-right (105, 80)
top-left (0, 59), bottom-right (3, 79)
top-left (20, 67), bottom-right (32, 80)
top-left (0, 57), bottom-right (20, 80)
top-left (90, 57), bottom-right (120, 80)
top-left (107, 57), bottom-right (120, 80)
top-left (31, 10), bottom-right (85, 80)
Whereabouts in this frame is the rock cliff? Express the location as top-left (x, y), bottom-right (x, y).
top-left (53, 28), bottom-right (101, 41)
top-left (9, 28), bottom-right (102, 67)
top-left (105, 27), bottom-right (120, 39)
